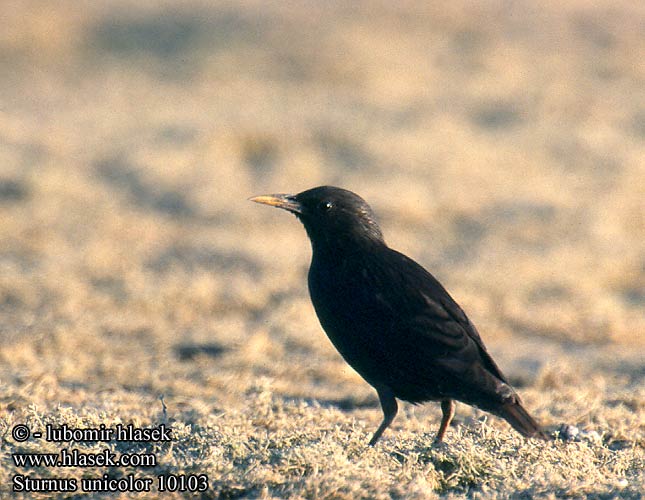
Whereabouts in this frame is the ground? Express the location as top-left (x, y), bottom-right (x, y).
top-left (0, 0), bottom-right (643, 498)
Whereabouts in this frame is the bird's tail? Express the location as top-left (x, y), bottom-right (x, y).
top-left (498, 402), bottom-right (551, 440)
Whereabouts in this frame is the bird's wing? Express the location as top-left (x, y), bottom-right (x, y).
top-left (371, 249), bottom-right (512, 401)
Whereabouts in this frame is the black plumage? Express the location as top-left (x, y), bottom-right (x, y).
top-left (250, 186), bottom-right (549, 444)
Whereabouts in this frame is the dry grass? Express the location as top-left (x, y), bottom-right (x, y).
top-left (0, 0), bottom-right (643, 498)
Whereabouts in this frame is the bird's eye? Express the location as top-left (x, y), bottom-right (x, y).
top-left (320, 200), bottom-right (333, 212)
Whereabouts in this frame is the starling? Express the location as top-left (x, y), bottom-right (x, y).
top-left (250, 186), bottom-right (549, 444)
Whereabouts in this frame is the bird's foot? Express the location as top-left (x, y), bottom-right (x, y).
top-left (431, 438), bottom-right (449, 450)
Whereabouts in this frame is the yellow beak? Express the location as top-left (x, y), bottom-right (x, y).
top-left (249, 194), bottom-right (302, 214)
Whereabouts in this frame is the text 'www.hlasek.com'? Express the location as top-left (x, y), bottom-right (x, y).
top-left (10, 423), bottom-right (208, 494)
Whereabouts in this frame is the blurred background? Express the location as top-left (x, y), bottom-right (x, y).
top-left (0, 0), bottom-right (643, 427)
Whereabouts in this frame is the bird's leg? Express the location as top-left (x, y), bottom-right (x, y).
top-left (368, 387), bottom-right (398, 446)
top-left (435, 399), bottom-right (455, 442)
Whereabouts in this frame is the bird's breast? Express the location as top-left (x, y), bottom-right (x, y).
top-left (308, 257), bottom-right (379, 329)
top-left (307, 255), bottom-right (398, 377)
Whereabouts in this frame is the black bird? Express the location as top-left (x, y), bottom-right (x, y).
top-left (250, 186), bottom-right (549, 444)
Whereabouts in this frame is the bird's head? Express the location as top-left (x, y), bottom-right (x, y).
top-left (250, 186), bottom-right (384, 251)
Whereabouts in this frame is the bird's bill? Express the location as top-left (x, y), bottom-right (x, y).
top-left (248, 194), bottom-right (303, 214)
